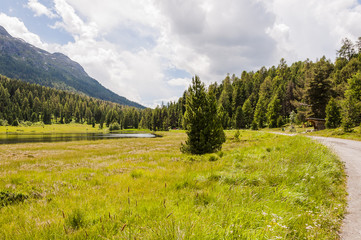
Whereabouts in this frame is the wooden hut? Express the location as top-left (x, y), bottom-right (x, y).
top-left (306, 118), bottom-right (326, 131)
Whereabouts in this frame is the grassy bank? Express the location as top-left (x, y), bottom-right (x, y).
top-left (0, 123), bottom-right (105, 134)
top-left (0, 130), bottom-right (346, 239)
top-left (0, 123), bottom-right (151, 135)
top-left (267, 125), bottom-right (361, 141)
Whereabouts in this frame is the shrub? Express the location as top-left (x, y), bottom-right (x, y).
top-left (130, 170), bottom-right (143, 178)
top-left (208, 154), bottom-right (219, 162)
top-left (251, 120), bottom-right (258, 130)
top-left (109, 122), bottom-right (121, 131)
top-left (66, 209), bottom-right (87, 229)
top-left (12, 119), bottom-right (19, 126)
top-left (0, 119), bottom-right (8, 126)
top-left (234, 130), bottom-right (240, 141)
top-left (0, 191), bottom-right (28, 207)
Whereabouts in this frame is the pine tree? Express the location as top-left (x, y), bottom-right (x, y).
top-left (342, 72), bottom-right (361, 129)
top-left (325, 98), bottom-right (341, 128)
top-left (305, 57), bottom-right (333, 118)
top-left (242, 98), bottom-right (253, 129)
top-left (267, 95), bottom-right (281, 128)
top-left (181, 76), bottom-right (225, 154)
top-left (254, 94), bottom-right (268, 128)
top-left (234, 105), bottom-right (244, 129)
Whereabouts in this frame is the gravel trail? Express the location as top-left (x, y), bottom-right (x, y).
top-left (310, 136), bottom-right (361, 239)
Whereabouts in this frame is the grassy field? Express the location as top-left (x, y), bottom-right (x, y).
top-left (0, 130), bottom-right (346, 239)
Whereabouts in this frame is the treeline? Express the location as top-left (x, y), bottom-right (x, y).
top-left (140, 37), bottom-right (361, 131)
top-left (1, 38), bottom-right (361, 131)
top-left (0, 75), bottom-right (141, 129)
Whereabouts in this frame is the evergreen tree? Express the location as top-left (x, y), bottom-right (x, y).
top-left (242, 98), bottom-right (253, 129)
top-left (342, 72), bottom-right (361, 129)
top-left (267, 95), bottom-right (281, 128)
top-left (325, 98), bottom-right (341, 128)
top-left (305, 57), bottom-right (333, 118)
top-left (234, 105), bottom-right (244, 129)
top-left (254, 95), bottom-right (268, 128)
top-left (181, 76), bottom-right (225, 154)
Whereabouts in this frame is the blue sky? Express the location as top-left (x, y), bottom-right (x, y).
top-left (1, 0), bottom-right (361, 107)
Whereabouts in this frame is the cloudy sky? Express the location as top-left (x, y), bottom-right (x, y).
top-left (1, 0), bottom-right (361, 107)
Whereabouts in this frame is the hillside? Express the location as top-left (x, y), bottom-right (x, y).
top-left (0, 26), bottom-right (144, 108)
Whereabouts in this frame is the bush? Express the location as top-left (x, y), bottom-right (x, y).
top-left (0, 191), bottom-right (28, 207)
top-left (0, 119), bottom-right (8, 126)
top-left (20, 121), bottom-right (32, 127)
top-left (208, 154), bottom-right (219, 162)
top-left (109, 122), bottom-right (121, 131)
top-left (66, 209), bottom-right (87, 229)
top-left (234, 130), bottom-right (240, 141)
top-left (12, 119), bottom-right (19, 126)
top-left (251, 120), bottom-right (258, 130)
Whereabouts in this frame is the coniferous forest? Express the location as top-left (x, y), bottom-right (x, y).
top-left (1, 37), bottom-right (361, 131)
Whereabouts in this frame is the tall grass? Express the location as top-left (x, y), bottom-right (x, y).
top-left (0, 130), bottom-right (346, 239)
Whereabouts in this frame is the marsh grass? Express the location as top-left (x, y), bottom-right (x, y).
top-left (0, 130), bottom-right (346, 239)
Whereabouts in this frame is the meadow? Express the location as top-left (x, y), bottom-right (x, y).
top-left (0, 129), bottom-right (346, 239)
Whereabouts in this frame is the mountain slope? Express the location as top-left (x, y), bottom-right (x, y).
top-left (0, 26), bottom-right (144, 108)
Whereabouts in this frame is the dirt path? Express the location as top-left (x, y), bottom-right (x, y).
top-left (310, 136), bottom-right (361, 239)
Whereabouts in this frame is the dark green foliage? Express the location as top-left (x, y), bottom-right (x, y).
top-left (325, 98), bottom-right (341, 128)
top-left (277, 116), bottom-right (284, 127)
top-left (234, 130), bottom-right (240, 141)
top-left (66, 209), bottom-right (87, 229)
top-left (181, 76), bottom-right (225, 155)
top-left (342, 72), bottom-right (361, 129)
top-left (234, 105), bottom-right (244, 129)
top-left (305, 57), bottom-right (333, 118)
top-left (0, 75), bottom-right (142, 129)
top-left (0, 191), bottom-right (28, 207)
top-left (267, 95), bottom-right (281, 128)
top-left (251, 120), bottom-right (258, 130)
top-left (12, 119), bottom-right (19, 126)
top-left (109, 122), bottom-right (121, 131)
top-left (242, 99), bottom-right (253, 129)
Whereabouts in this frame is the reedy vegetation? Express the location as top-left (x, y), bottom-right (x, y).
top-left (0, 131), bottom-right (346, 239)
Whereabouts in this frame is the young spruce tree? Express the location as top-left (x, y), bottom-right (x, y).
top-left (181, 75), bottom-right (225, 154)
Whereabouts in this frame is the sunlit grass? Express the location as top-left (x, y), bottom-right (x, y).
top-left (264, 124), bottom-right (361, 141)
top-left (0, 130), bottom-right (346, 239)
top-left (0, 123), bottom-right (105, 134)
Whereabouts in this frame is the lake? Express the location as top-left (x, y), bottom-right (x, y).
top-left (0, 132), bottom-right (156, 144)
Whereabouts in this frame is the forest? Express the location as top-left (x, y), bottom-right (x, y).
top-left (0, 38), bottom-right (361, 131)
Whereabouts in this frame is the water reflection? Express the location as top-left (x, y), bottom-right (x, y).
top-left (0, 132), bottom-right (156, 144)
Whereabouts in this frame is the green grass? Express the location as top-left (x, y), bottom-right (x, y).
top-left (0, 123), bottom-right (105, 134)
top-left (0, 130), bottom-right (346, 239)
top-left (306, 127), bottom-right (361, 141)
top-left (265, 124), bottom-right (361, 141)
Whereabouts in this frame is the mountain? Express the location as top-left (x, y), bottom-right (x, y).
top-left (0, 26), bottom-right (144, 108)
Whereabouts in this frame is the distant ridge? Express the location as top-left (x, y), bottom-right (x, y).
top-left (0, 25), bottom-right (144, 108)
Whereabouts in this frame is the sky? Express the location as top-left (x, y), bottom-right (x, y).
top-left (1, 0), bottom-right (361, 107)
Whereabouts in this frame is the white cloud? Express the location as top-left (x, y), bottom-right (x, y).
top-left (0, 13), bottom-right (48, 49)
top-left (156, 0), bottom-right (277, 84)
top-left (26, 0), bottom-right (57, 19)
top-left (52, 0), bottom-right (98, 40)
top-left (167, 78), bottom-right (191, 88)
top-left (263, 0), bottom-right (361, 63)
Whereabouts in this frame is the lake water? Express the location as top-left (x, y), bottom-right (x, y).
top-left (0, 132), bottom-right (156, 144)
